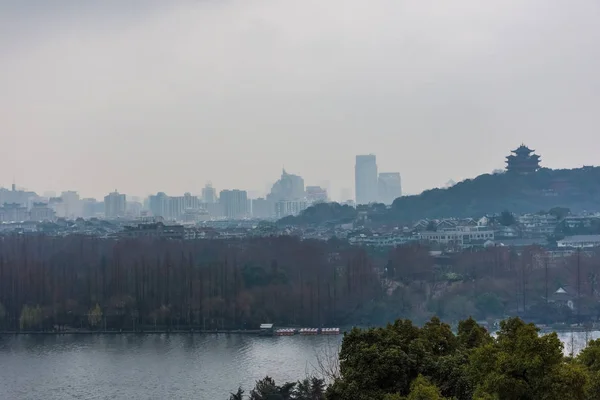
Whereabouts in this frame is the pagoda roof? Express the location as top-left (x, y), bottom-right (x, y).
top-left (512, 144), bottom-right (535, 153)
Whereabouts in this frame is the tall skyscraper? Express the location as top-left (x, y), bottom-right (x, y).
top-left (267, 169), bottom-right (305, 201)
top-left (104, 191), bottom-right (126, 218)
top-left (378, 172), bottom-right (402, 205)
top-left (219, 189), bottom-right (248, 219)
top-left (355, 155), bottom-right (378, 205)
top-left (202, 183), bottom-right (217, 203)
top-left (149, 192), bottom-right (170, 219)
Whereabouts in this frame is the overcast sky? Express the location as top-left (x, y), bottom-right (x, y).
top-left (2, 0), bottom-right (600, 200)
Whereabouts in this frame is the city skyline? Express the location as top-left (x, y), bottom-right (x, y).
top-left (1, 157), bottom-right (399, 202)
top-left (3, 1), bottom-right (600, 200)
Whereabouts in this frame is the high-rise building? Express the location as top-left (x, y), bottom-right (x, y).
top-left (149, 192), bottom-right (170, 219)
top-left (82, 198), bottom-right (99, 218)
top-left (60, 191), bottom-right (82, 218)
top-left (202, 183), bottom-right (217, 203)
top-left (252, 198), bottom-right (275, 219)
top-left (219, 189), bottom-right (249, 219)
top-left (378, 172), bottom-right (402, 205)
top-left (104, 191), bottom-right (126, 218)
top-left (267, 169), bottom-right (305, 202)
top-left (148, 192), bottom-right (203, 221)
top-left (355, 155), bottom-right (378, 205)
top-left (275, 200), bottom-right (308, 219)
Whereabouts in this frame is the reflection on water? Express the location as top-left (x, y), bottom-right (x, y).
top-left (554, 330), bottom-right (600, 355)
top-left (0, 334), bottom-right (341, 400)
top-left (0, 331), bottom-right (592, 399)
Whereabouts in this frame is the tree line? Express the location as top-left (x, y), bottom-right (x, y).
top-left (278, 167), bottom-right (600, 225)
top-left (1, 234), bottom-right (599, 332)
top-left (232, 317), bottom-right (600, 399)
top-left (0, 235), bottom-right (379, 331)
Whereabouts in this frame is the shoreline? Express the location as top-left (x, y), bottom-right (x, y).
top-left (0, 329), bottom-right (264, 335)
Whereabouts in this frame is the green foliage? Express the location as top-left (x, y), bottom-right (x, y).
top-left (88, 303), bottom-right (102, 328)
top-left (282, 167), bottom-right (600, 224)
top-left (469, 317), bottom-right (587, 400)
top-left (406, 375), bottom-right (445, 400)
top-left (457, 317), bottom-right (492, 349)
top-left (229, 387), bottom-right (244, 400)
top-left (19, 305), bottom-right (42, 330)
top-left (278, 203), bottom-right (357, 226)
top-left (474, 293), bottom-right (504, 319)
top-left (241, 376), bottom-right (327, 400)
top-left (498, 210), bottom-right (516, 227)
top-left (548, 207), bottom-right (570, 220)
top-left (233, 316), bottom-right (600, 400)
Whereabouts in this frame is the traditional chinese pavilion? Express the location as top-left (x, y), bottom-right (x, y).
top-left (505, 145), bottom-right (541, 174)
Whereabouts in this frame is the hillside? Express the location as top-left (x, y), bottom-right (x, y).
top-left (389, 167), bottom-right (600, 221)
top-left (280, 167), bottom-right (600, 226)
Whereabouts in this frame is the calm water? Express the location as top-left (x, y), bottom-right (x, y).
top-left (0, 334), bottom-right (342, 400)
top-left (0, 331), bottom-right (595, 400)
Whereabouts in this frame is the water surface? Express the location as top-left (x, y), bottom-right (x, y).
top-left (0, 330), bottom-right (596, 399)
top-left (0, 334), bottom-right (341, 400)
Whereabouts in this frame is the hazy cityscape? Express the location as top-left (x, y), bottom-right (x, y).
top-left (0, 153), bottom-right (401, 222)
top-left (4, 1), bottom-right (600, 399)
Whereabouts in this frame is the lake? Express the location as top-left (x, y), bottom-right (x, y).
top-left (0, 334), bottom-right (342, 400)
top-left (0, 330), bottom-right (596, 400)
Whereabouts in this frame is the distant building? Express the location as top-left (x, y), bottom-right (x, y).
top-left (355, 155), bottom-right (378, 205)
top-left (148, 192), bottom-right (170, 219)
top-left (0, 203), bottom-right (28, 222)
top-left (148, 192), bottom-right (204, 221)
top-left (204, 202), bottom-right (224, 218)
top-left (121, 222), bottom-right (185, 240)
top-left (557, 235), bottom-right (600, 249)
top-left (505, 145), bottom-right (541, 174)
top-left (48, 197), bottom-right (66, 218)
top-left (126, 201), bottom-right (143, 218)
top-left (29, 202), bottom-right (55, 221)
top-left (268, 169), bottom-right (305, 202)
top-left (0, 184), bottom-right (40, 208)
top-left (220, 189), bottom-right (249, 219)
top-left (60, 191), bottom-right (82, 219)
top-left (306, 186), bottom-right (328, 204)
top-left (252, 198), bottom-right (275, 219)
top-left (378, 172), bottom-right (402, 205)
top-left (202, 183), bottom-right (217, 204)
top-left (104, 191), bottom-right (126, 218)
top-left (275, 199), bottom-right (308, 219)
top-left (81, 198), bottom-right (100, 218)
top-left (419, 227), bottom-right (495, 248)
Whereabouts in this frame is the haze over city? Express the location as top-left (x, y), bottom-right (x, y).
top-left (2, 0), bottom-right (600, 200)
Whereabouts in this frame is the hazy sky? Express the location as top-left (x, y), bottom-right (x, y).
top-left (2, 0), bottom-right (600, 200)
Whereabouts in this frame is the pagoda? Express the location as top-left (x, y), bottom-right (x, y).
top-left (505, 144), bottom-right (541, 174)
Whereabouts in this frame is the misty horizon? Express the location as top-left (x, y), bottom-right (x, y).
top-left (3, 0), bottom-right (600, 200)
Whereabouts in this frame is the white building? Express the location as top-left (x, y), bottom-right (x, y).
top-left (355, 154), bottom-right (378, 205)
top-left (557, 235), bottom-right (600, 248)
top-left (60, 191), bottom-right (82, 219)
top-left (104, 191), bottom-right (127, 218)
top-left (420, 227), bottom-right (495, 247)
top-left (275, 200), bottom-right (308, 219)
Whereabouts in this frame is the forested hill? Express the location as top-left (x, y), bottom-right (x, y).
top-left (389, 166), bottom-right (600, 220)
top-left (279, 167), bottom-right (600, 225)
